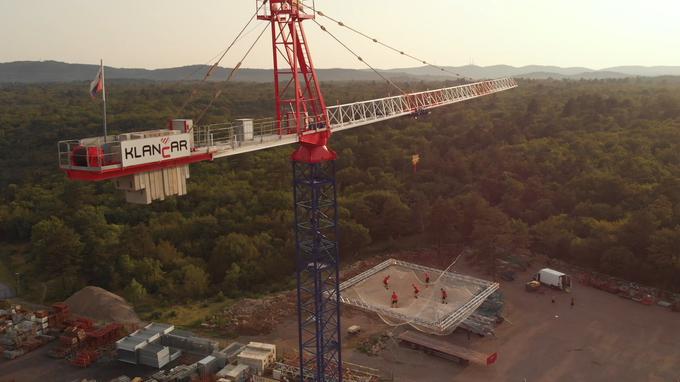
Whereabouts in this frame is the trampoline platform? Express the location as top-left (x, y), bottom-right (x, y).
top-left (339, 259), bottom-right (498, 335)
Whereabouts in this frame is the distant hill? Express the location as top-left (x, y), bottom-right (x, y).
top-left (517, 71), bottom-right (633, 80)
top-left (0, 61), bottom-right (420, 83)
top-left (1, 61), bottom-right (679, 83)
top-left (390, 64), bottom-right (680, 80)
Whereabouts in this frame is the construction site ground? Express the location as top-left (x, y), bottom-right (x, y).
top-left (1, 251), bottom-right (678, 381)
top-left (235, 254), bottom-right (680, 382)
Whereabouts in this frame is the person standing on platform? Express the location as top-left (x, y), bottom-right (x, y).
top-left (391, 291), bottom-right (399, 308)
top-left (412, 283), bottom-right (420, 299)
top-left (383, 275), bottom-right (390, 289)
top-left (440, 288), bottom-right (448, 304)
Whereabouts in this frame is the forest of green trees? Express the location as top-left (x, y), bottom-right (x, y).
top-left (1, 77), bottom-right (679, 306)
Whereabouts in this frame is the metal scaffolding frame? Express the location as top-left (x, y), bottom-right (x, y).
top-left (338, 259), bottom-right (499, 335)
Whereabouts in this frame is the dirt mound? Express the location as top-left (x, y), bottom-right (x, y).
top-left (64, 286), bottom-right (141, 324)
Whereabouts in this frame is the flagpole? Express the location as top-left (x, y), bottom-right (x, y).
top-left (101, 59), bottom-right (108, 142)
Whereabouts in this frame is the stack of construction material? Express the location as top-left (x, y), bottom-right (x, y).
top-left (237, 342), bottom-right (276, 375)
top-left (50, 303), bottom-right (70, 329)
top-left (139, 342), bottom-right (171, 368)
top-left (32, 311), bottom-right (49, 335)
top-left (116, 323), bottom-right (175, 367)
top-left (160, 329), bottom-right (218, 355)
top-left (216, 342), bottom-right (246, 365)
top-left (14, 320), bottom-right (36, 336)
top-left (48, 326), bottom-right (87, 359)
top-left (4, 348), bottom-right (24, 360)
top-left (151, 364), bottom-right (198, 382)
top-left (71, 349), bottom-right (100, 368)
top-left (460, 313), bottom-right (497, 337)
top-left (216, 364), bottom-right (251, 382)
top-left (476, 291), bottom-right (504, 318)
top-left (198, 355), bottom-right (220, 376)
top-left (108, 377), bottom-right (132, 382)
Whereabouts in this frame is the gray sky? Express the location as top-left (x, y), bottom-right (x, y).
top-left (1, 0), bottom-right (679, 69)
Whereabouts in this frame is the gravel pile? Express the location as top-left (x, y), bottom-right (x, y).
top-left (64, 286), bottom-right (142, 324)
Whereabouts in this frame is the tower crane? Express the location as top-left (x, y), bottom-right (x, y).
top-left (56, 1), bottom-right (517, 380)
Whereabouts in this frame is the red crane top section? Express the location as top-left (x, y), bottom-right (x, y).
top-left (258, 0), bottom-right (335, 163)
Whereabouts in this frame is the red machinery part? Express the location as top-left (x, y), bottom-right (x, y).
top-left (260, 0), bottom-right (331, 163)
top-left (70, 146), bottom-right (105, 167)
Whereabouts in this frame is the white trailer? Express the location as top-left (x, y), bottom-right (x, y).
top-left (534, 268), bottom-right (571, 291)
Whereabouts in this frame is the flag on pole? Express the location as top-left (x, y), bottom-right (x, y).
top-left (89, 62), bottom-right (105, 100)
top-left (90, 59), bottom-right (108, 139)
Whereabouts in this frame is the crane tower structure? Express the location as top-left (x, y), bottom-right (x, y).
top-left (56, 1), bottom-right (517, 380)
top-left (260, 1), bottom-right (341, 380)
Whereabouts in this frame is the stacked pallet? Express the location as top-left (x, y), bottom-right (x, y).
top-left (460, 313), bottom-right (498, 337)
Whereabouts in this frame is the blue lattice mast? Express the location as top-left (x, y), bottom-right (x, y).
top-left (293, 161), bottom-right (342, 381)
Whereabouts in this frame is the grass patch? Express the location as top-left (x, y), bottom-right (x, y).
top-left (140, 299), bottom-right (234, 329)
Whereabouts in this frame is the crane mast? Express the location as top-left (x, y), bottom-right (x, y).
top-left (259, 1), bottom-right (341, 381)
top-left (55, 2), bottom-right (518, 380)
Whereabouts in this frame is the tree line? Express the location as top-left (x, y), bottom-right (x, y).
top-left (0, 77), bottom-right (679, 306)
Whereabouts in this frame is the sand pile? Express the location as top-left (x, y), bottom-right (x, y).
top-left (64, 286), bottom-right (142, 324)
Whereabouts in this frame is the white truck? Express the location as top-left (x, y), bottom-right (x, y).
top-left (534, 268), bottom-right (571, 291)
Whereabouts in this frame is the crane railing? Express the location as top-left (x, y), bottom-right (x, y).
top-left (326, 78), bottom-right (517, 132)
top-left (205, 78), bottom-right (517, 159)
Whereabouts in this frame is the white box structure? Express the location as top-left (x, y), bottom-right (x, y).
top-left (339, 259), bottom-right (499, 335)
top-left (116, 323), bottom-right (176, 367)
top-left (237, 342), bottom-right (276, 375)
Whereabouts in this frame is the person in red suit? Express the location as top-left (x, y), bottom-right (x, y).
top-left (383, 275), bottom-right (390, 289)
